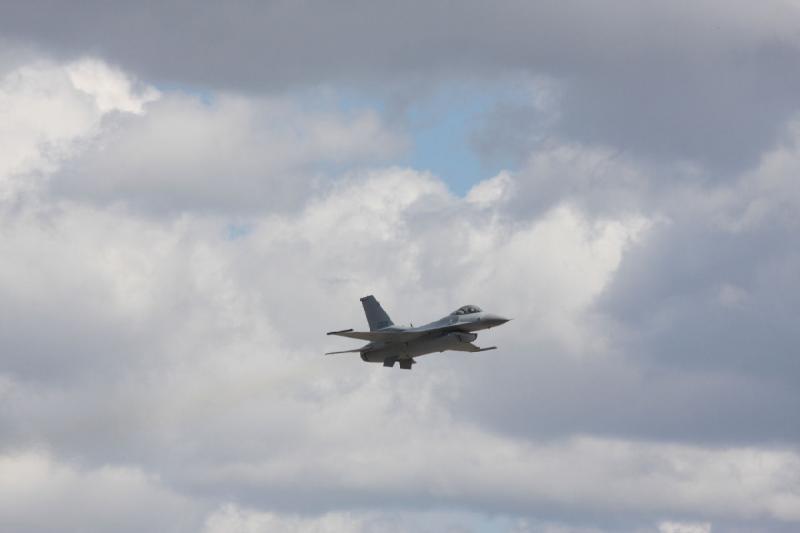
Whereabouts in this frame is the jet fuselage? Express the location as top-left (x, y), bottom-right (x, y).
top-left (326, 297), bottom-right (510, 369)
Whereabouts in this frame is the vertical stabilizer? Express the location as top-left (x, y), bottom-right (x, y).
top-left (360, 295), bottom-right (394, 331)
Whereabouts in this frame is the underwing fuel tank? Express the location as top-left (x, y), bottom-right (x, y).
top-left (361, 332), bottom-right (478, 362)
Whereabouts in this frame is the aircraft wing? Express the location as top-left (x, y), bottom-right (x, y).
top-left (327, 321), bottom-right (474, 342)
top-left (326, 328), bottom-right (428, 342)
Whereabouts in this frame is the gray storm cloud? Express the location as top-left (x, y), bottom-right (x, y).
top-left (3, 1), bottom-right (800, 170)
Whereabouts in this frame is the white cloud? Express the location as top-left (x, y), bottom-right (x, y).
top-left (0, 452), bottom-right (200, 533)
top-left (66, 58), bottom-right (160, 114)
top-left (0, 58), bottom-right (157, 202)
top-left (203, 506), bottom-right (380, 533)
top-left (203, 506), bottom-right (539, 533)
top-left (466, 170), bottom-right (513, 207)
top-left (3, 163), bottom-right (798, 527)
top-left (658, 522), bottom-right (711, 533)
top-left (50, 92), bottom-right (405, 214)
top-left (1, 55), bottom-right (404, 214)
top-left (485, 205), bottom-right (650, 355)
top-left (2, 53), bottom-right (800, 533)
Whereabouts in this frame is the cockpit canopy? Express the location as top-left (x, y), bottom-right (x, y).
top-left (451, 305), bottom-right (482, 315)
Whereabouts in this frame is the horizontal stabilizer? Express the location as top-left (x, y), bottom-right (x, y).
top-left (327, 328), bottom-right (354, 336)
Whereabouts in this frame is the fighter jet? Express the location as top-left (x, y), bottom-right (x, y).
top-left (326, 295), bottom-right (510, 369)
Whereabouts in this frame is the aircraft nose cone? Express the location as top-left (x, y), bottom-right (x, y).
top-left (483, 314), bottom-right (511, 327)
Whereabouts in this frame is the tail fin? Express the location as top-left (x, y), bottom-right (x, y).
top-left (360, 295), bottom-right (394, 331)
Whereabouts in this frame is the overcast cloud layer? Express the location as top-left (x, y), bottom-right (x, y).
top-left (1, 3), bottom-right (800, 532)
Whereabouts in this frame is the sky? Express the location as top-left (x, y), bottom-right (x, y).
top-left (1, 2), bottom-right (799, 532)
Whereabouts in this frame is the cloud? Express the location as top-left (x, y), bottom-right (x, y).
top-left (658, 523), bottom-right (711, 533)
top-left (1, 55), bottom-right (404, 215)
top-left (3, 1), bottom-right (800, 169)
top-left (203, 506), bottom-right (373, 533)
top-left (2, 37), bottom-right (800, 533)
top-left (449, 124), bottom-right (800, 448)
top-left (50, 92), bottom-right (402, 215)
top-left (0, 452), bottom-right (200, 533)
top-left (2, 157), bottom-right (798, 528)
top-left (0, 58), bottom-right (155, 202)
